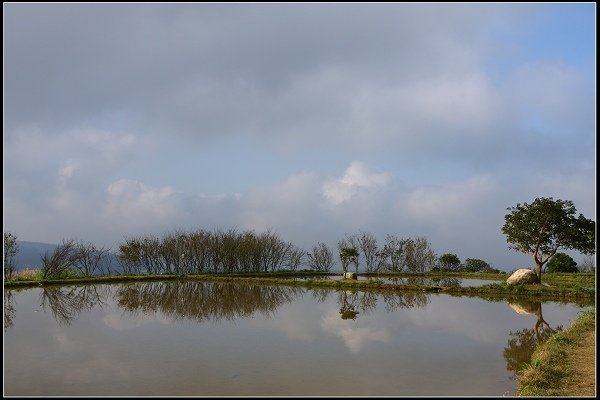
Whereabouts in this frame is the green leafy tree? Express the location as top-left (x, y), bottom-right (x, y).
top-left (339, 247), bottom-right (359, 274)
top-left (545, 252), bottom-right (578, 273)
top-left (501, 197), bottom-right (595, 283)
top-left (462, 258), bottom-right (491, 272)
top-left (438, 253), bottom-right (461, 271)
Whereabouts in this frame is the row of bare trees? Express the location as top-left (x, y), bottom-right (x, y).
top-left (338, 232), bottom-right (437, 273)
top-left (40, 239), bottom-right (114, 279)
top-left (4, 232), bottom-right (114, 280)
top-left (118, 230), bottom-right (438, 275)
top-left (117, 229), bottom-right (305, 275)
top-left (5, 228), bottom-right (442, 278)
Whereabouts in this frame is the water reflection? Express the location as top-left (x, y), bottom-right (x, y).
top-left (309, 287), bottom-right (430, 321)
top-left (4, 290), bottom-right (16, 331)
top-left (116, 281), bottom-right (305, 322)
top-left (393, 291), bottom-right (430, 310)
top-left (4, 281), bottom-right (434, 329)
top-left (430, 277), bottom-right (462, 287)
top-left (40, 285), bottom-right (109, 326)
top-left (338, 291), bottom-right (361, 320)
top-left (4, 282), bottom-right (588, 396)
top-left (115, 282), bottom-right (431, 325)
top-left (503, 301), bottom-right (562, 377)
top-left (319, 275), bottom-right (488, 287)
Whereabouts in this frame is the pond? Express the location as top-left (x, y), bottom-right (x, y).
top-left (3, 281), bottom-right (590, 396)
top-left (291, 275), bottom-right (501, 287)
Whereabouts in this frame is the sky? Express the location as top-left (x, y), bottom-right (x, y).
top-left (3, 3), bottom-right (596, 271)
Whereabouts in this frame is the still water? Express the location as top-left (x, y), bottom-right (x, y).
top-left (292, 275), bottom-right (500, 287)
top-left (3, 281), bottom-right (589, 396)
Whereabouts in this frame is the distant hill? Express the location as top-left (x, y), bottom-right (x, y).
top-left (13, 241), bottom-right (58, 270)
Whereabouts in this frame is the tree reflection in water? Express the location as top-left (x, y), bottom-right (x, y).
top-left (338, 291), bottom-right (360, 320)
top-left (4, 290), bottom-right (16, 331)
top-left (40, 285), bottom-right (109, 326)
top-left (431, 277), bottom-right (462, 287)
top-left (7, 282), bottom-right (432, 329)
top-left (385, 276), bottom-right (461, 287)
top-left (311, 287), bottom-right (430, 321)
top-left (503, 301), bottom-right (562, 378)
top-left (115, 281), bottom-right (305, 322)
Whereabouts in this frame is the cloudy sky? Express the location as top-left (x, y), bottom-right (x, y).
top-left (3, 3), bottom-right (596, 270)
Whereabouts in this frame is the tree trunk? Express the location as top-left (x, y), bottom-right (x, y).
top-left (534, 260), bottom-right (543, 284)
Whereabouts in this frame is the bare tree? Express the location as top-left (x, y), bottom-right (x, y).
top-left (141, 235), bottom-right (164, 274)
top-left (186, 229), bottom-right (211, 273)
top-left (307, 242), bottom-right (335, 272)
top-left (382, 234), bottom-right (408, 272)
top-left (40, 239), bottom-right (82, 280)
top-left (4, 231), bottom-right (18, 280)
top-left (404, 237), bottom-right (437, 272)
top-left (72, 240), bottom-right (113, 276)
top-left (357, 232), bottom-right (380, 273)
top-left (578, 256), bottom-right (595, 272)
top-left (260, 230), bottom-right (293, 272)
top-left (118, 236), bottom-right (144, 274)
top-left (285, 246), bottom-right (305, 272)
top-left (160, 231), bottom-right (186, 274)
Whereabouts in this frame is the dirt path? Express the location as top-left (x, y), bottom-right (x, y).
top-left (561, 330), bottom-right (596, 396)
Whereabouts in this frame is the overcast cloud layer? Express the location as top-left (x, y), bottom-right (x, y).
top-left (3, 3), bottom-right (596, 270)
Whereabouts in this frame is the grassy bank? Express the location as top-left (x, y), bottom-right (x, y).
top-left (3, 270), bottom-right (595, 302)
top-left (517, 308), bottom-right (596, 396)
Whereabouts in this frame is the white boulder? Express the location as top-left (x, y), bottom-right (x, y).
top-left (343, 272), bottom-right (357, 280)
top-left (506, 269), bottom-right (538, 285)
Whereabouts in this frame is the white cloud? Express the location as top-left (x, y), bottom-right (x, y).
top-left (322, 161), bottom-right (389, 205)
top-left (254, 300), bottom-right (323, 342)
top-left (405, 175), bottom-right (498, 221)
top-left (58, 159), bottom-right (80, 181)
top-left (5, 126), bottom-right (137, 175)
top-left (406, 298), bottom-right (508, 344)
top-left (239, 172), bottom-right (321, 233)
top-left (103, 179), bottom-right (177, 222)
top-left (103, 310), bottom-right (172, 331)
top-left (321, 309), bottom-right (390, 353)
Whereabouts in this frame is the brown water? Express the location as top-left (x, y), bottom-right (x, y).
top-left (3, 281), bottom-right (589, 396)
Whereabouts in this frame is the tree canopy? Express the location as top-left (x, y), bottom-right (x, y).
top-left (501, 197), bottom-right (595, 283)
top-left (438, 253), bottom-right (461, 271)
top-left (546, 253), bottom-right (578, 273)
top-left (463, 258), bottom-right (492, 272)
top-left (339, 247), bottom-right (359, 274)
